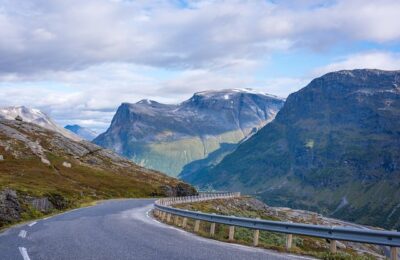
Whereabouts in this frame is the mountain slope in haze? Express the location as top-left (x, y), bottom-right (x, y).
top-left (185, 69), bottom-right (400, 230)
top-left (94, 89), bottom-right (284, 176)
top-left (0, 106), bottom-right (81, 142)
top-left (0, 119), bottom-right (195, 228)
top-left (65, 124), bottom-right (98, 141)
top-left (179, 143), bottom-right (239, 183)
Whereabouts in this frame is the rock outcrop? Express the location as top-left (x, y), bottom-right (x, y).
top-left (0, 189), bottom-right (21, 224)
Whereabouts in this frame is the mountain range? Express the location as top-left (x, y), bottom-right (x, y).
top-left (182, 69), bottom-right (400, 229)
top-left (94, 89), bottom-right (284, 176)
top-left (65, 124), bottom-right (98, 141)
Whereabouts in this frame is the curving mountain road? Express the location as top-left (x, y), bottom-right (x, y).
top-left (0, 199), bottom-right (313, 260)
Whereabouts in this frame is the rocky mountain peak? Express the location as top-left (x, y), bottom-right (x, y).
top-left (0, 106), bottom-right (81, 142)
top-left (183, 69), bottom-right (400, 230)
top-left (94, 89), bottom-right (285, 176)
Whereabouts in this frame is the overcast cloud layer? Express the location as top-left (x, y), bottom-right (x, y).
top-left (1, 0), bottom-right (400, 132)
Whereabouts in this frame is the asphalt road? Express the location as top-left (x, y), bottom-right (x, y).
top-left (0, 199), bottom-right (313, 260)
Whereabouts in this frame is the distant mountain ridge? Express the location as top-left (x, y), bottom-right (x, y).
top-left (65, 124), bottom-right (97, 141)
top-left (183, 69), bottom-right (400, 230)
top-left (94, 89), bottom-right (285, 176)
top-left (0, 106), bottom-right (81, 142)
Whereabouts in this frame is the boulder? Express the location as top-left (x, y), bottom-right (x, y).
top-left (62, 161), bottom-right (72, 168)
top-left (159, 183), bottom-right (197, 197)
top-left (0, 189), bottom-right (21, 225)
top-left (41, 157), bottom-right (50, 165)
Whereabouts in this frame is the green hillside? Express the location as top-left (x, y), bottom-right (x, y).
top-left (183, 69), bottom-right (400, 230)
top-left (0, 119), bottom-right (195, 228)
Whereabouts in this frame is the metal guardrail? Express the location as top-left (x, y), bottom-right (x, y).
top-left (154, 192), bottom-right (400, 259)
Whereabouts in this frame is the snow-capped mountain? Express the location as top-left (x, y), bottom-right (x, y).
top-left (94, 88), bottom-right (285, 176)
top-left (65, 124), bottom-right (98, 141)
top-left (0, 106), bottom-right (81, 142)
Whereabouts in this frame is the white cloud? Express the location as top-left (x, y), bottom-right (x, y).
top-left (314, 52), bottom-right (400, 76)
top-left (0, 62), bottom-right (260, 132)
top-left (0, 0), bottom-right (399, 74)
top-left (262, 77), bottom-right (311, 98)
top-left (0, 0), bottom-right (400, 132)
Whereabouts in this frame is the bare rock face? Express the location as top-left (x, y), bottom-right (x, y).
top-left (0, 106), bottom-right (82, 142)
top-left (0, 189), bottom-right (21, 224)
top-left (190, 69), bottom-right (400, 230)
top-left (94, 89), bottom-right (284, 176)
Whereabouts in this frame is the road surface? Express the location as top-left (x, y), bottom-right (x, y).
top-left (0, 199), bottom-right (313, 260)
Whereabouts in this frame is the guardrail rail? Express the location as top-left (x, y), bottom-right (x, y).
top-left (154, 192), bottom-right (400, 260)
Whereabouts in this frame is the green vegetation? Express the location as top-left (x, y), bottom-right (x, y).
top-left (0, 120), bottom-right (195, 229)
top-left (184, 70), bottom-right (400, 230)
top-left (131, 129), bottom-right (249, 177)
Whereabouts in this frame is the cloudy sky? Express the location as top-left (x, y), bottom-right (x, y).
top-left (1, 0), bottom-right (400, 133)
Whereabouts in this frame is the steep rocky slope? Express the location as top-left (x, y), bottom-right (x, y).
top-left (0, 119), bottom-right (195, 228)
top-left (94, 89), bottom-right (284, 176)
top-left (184, 69), bottom-right (400, 229)
top-left (65, 124), bottom-right (98, 141)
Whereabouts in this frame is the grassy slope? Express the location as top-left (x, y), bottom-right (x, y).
top-left (130, 129), bottom-right (248, 177)
top-left (0, 120), bottom-right (195, 228)
top-left (187, 70), bottom-right (400, 230)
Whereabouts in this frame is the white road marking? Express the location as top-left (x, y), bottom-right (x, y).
top-left (18, 230), bottom-right (27, 238)
top-left (18, 247), bottom-right (31, 260)
top-left (28, 222), bottom-right (37, 227)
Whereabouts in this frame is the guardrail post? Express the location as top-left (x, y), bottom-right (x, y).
top-left (330, 240), bottom-right (337, 253)
top-left (253, 229), bottom-right (260, 246)
top-left (182, 217), bottom-right (187, 228)
top-left (285, 221), bottom-right (293, 250)
top-left (167, 213), bottom-right (171, 223)
top-left (312, 213), bottom-right (317, 224)
top-left (286, 233), bottom-right (293, 250)
top-left (174, 215), bottom-right (179, 225)
top-left (161, 211), bottom-right (166, 221)
top-left (194, 220), bottom-right (200, 232)
top-left (210, 223), bottom-right (216, 237)
top-left (253, 217), bottom-right (260, 246)
top-left (228, 226), bottom-right (235, 241)
top-left (391, 247), bottom-right (398, 260)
